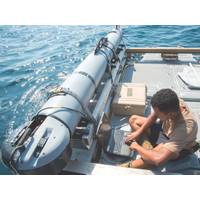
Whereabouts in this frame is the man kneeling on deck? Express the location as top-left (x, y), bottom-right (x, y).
top-left (121, 88), bottom-right (198, 169)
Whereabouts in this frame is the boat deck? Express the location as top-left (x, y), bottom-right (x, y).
top-left (122, 53), bottom-right (200, 140)
top-left (63, 50), bottom-right (200, 175)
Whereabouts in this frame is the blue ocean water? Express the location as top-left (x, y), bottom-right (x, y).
top-left (1, 25), bottom-right (200, 174)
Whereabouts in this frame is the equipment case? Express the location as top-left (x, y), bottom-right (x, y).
top-left (112, 83), bottom-right (147, 116)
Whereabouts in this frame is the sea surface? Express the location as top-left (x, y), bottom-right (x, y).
top-left (1, 25), bottom-right (200, 174)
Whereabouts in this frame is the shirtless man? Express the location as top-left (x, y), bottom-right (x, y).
top-left (123, 88), bottom-right (198, 169)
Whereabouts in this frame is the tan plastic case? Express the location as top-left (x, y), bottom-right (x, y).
top-left (112, 83), bottom-right (147, 116)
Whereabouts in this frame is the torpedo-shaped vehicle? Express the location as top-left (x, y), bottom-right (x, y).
top-left (2, 26), bottom-right (200, 175)
top-left (1, 26), bottom-right (125, 174)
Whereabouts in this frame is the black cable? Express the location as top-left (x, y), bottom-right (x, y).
top-left (103, 44), bottom-right (120, 63)
top-left (74, 71), bottom-right (96, 89)
top-left (48, 114), bottom-right (72, 137)
top-left (48, 88), bottom-right (96, 124)
top-left (37, 106), bottom-right (87, 121)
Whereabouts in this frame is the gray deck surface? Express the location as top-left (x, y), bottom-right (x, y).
top-left (122, 53), bottom-right (200, 140)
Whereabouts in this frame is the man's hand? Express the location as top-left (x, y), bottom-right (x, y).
top-left (125, 131), bottom-right (140, 145)
top-left (129, 140), bottom-right (139, 150)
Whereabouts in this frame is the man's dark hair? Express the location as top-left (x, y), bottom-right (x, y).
top-left (151, 89), bottom-right (180, 113)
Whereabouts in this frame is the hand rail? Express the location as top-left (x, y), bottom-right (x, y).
top-left (126, 47), bottom-right (200, 54)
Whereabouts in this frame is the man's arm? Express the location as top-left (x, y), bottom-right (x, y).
top-left (137, 112), bottom-right (158, 134)
top-left (126, 112), bottom-right (158, 143)
top-left (130, 142), bottom-right (178, 166)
